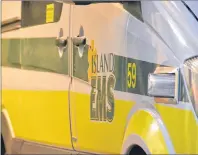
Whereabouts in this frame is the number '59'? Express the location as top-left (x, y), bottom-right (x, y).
top-left (127, 62), bottom-right (137, 88)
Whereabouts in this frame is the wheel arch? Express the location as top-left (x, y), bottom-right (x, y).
top-left (1, 108), bottom-right (15, 154)
top-left (122, 134), bottom-right (150, 155)
top-left (122, 102), bottom-right (175, 154)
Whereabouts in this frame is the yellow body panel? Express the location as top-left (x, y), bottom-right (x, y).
top-left (155, 104), bottom-right (198, 154)
top-left (123, 110), bottom-right (169, 154)
top-left (71, 92), bottom-right (135, 154)
top-left (2, 88), bottom-right (198, 154)
top-left (2, 89), bottom-right (198, 154)
top-left (2, 90), bottom-right (72, 149)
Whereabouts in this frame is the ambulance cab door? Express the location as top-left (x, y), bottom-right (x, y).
top-left (2, 1), bottom-right (73, 152)
top-left (70, 2), bottom-right (129, 153)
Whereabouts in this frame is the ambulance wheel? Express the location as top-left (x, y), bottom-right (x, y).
top-left (1, 135), bottom-right (6, 155)
top-left (129, 145), bottom-right (147, 155)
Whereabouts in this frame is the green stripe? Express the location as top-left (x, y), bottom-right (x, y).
top-left (72, 46), bottom-right (168, 96)
top-left (2, 38), bottom-right (69, 74)
top-left (2, 38), bottom-right (169, 96)
top-left (73, 44), bottom-right (89, 81)
top-left (2, 39), bottom-right (21, 68)
top-left (114, 55), bottom-right (160, 95)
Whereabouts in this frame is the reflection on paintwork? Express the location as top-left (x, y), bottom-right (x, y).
top-left (1, 1), bottom-right (198, 154)
top-left (184, 57), bottom-right (198, 116)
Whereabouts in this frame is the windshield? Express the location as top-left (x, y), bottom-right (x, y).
top-left (183, 57), bottom-right (198, 115)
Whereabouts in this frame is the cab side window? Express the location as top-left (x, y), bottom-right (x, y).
top-left (121, 1), bottom-right (143, 22)
top-left (21, 1), bottom-right (62, 27)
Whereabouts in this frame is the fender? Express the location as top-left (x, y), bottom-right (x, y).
top-left (122, 102), bottom-right (175, 154)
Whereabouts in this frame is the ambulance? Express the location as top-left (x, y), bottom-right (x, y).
top-left (1, 0), bottom-right (198, 154)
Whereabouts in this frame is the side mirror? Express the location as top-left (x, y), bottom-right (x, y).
top-left (147, 73), bottom-right (176, 98)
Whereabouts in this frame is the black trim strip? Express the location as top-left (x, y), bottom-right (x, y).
top-left (182, 1), bottom-right (198, 22)
top-left (2, 17), bottom-right (21, 33)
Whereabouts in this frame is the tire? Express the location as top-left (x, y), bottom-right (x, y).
top-left (129, 145), bottom-right (147, 155)
top-left (1, 135), bottom-right (6, 155)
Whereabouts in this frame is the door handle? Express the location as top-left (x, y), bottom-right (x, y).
top-left (73, 36), bottom-right (86, 46)
top-left (55, 37), bottom-right (67, 48)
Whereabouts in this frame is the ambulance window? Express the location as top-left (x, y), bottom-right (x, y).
top-left (121, 1), bottom-right (143, 22)
top-left (21, 1), bottom-right (62, 27)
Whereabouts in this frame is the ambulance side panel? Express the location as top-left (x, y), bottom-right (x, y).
top-left (70, 2), bottom-right (179, 154)
top-left (2, 1), bottom-right (74, 153)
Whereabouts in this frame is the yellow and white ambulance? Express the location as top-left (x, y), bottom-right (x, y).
top-left (1, 0), bottom-right (198, 154)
